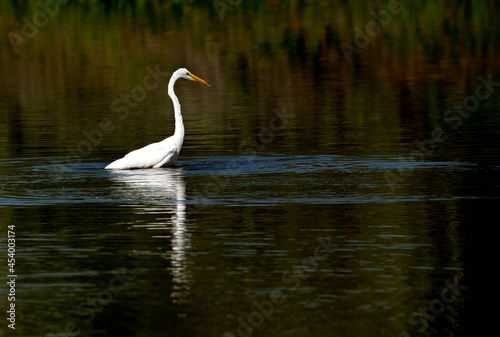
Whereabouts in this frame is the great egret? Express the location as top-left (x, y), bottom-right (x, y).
top-left (105, 68), bottom-right (210, 170)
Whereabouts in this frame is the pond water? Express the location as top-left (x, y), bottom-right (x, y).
top-left (1, 1), bottom-right (499, 336)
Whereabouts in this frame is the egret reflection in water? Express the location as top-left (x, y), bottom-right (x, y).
top-left (108, 168), bottom-right (192, 303)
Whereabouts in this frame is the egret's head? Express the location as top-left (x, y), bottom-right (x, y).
top-left (177, 68), bottom-right (211, 87)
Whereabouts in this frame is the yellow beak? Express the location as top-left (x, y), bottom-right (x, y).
top-left (188, 72), bottom-right (211, 87)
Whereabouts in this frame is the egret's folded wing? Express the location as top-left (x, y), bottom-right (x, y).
top-left (105, 142), bottom-right (177, 169)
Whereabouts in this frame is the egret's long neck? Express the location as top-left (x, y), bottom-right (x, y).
top-left (168, 79), bottom-right (184, 143)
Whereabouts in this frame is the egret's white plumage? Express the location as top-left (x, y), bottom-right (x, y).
top-left (105, 68), bottom-right (210, 170)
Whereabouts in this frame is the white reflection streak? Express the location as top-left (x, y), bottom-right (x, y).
top-left (109, 168), bottom-right (191, 303)
top-left (170, 175), bottom-right (190, 303)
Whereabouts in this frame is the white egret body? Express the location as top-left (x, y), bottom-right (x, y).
top-left (105, 68), bottom-right (210, 170)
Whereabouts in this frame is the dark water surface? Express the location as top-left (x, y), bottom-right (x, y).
top-left (1, 1), bottom-right (499, 336)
